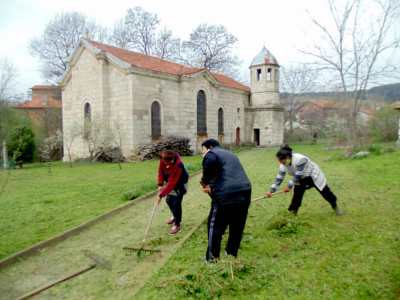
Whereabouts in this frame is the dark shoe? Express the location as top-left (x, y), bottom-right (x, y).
top-left (169, 225), bottom-right (181, 235)
top-left (289, 210), bottom-right (298, 216)
top-left (224, 250), bottom-right (237, 258)
top-left (166, 217), bottom-right (175, 226)
top-left (333, 205), bottom-right (343, 216)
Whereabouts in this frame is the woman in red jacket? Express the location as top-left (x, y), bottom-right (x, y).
top-left (156, 146), bottom-right (189, 235)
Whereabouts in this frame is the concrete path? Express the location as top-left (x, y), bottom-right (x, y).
top-left (0, 171), bottom-right (210, 299)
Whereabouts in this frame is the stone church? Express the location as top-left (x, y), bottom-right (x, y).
top-left (59, 39), bottom-right (284, 160)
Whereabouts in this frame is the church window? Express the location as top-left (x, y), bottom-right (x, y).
top-left (151, 101), bottom-right (161, 137)
top-left (257, 69), bottom-right (262, 81)
top-left (84, 103), bottom-right (91, 121)
top-left (218, 108), bottom-right (224, 135)
top-left (83, 103), bottom-right (91, 140)
top-left (267, 68), bottom-right (272, 81)
top-left (197, 90), bottom-right (207, 135)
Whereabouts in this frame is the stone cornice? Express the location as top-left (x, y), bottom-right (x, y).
top-left (245, 104), bottom-right (285, 112)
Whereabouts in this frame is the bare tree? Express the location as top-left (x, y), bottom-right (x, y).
top-left (81, 116), bottom-right (105, 163)
top-left (176, 24), bottom-right (242, 78)
top-left (108, 19), bottom-right (132, 49)
top-left (63, 122), bottom-right (80, 167)
top-left (280, 64), bottom-right (319, 142)
top-left (155, 27), bottom-right (181, 60)
top-left (0, 58), bottom-right (21, 143)
top-left (106, 120), bottom-right (127, 169)
top-left (301, 0), bottom-right (400, 149)
top-left (0, 57), bottom-right (18, 102)
top-left (124, 7), bottom-right (160, 55)
top-left (29, 11), bottom-right (106, 82)
top-left (106, 9), bottom-right (242, 80)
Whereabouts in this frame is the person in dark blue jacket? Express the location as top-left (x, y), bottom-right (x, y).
top-left (201, 139), bottom-right (252, 262)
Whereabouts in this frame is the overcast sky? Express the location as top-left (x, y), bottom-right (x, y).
top-left (1, 0), bottom-right (399, 98)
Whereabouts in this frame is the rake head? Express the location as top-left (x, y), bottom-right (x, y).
top-left (123, 246), bottom-right (161, 257)
top-left (83, 250), bottom-right (112, 271)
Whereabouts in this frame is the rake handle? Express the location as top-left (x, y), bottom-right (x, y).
top-left (17, 265), bottom-right (96, 300)
top-left (251, 190), bottom-right (286, 203)
top-left (142, 202), bottom-right (158, 244)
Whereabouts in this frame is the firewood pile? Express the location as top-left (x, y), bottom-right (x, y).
top-left (95, 147), bottom-right (126, 163)
top-left (136, 136), bottom-right (194, 161)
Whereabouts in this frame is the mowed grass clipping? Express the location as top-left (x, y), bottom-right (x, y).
top-left (137, 145), bottom-right (400, 299)
top-left (0, 156), bottom-right (203, 259)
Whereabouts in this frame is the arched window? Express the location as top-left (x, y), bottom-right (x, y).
top-left (151, 101), bottom-right (161, 137)
top-left (84, 103), bottom-right (91, 121)
top-left (83, 103), bottom-right (91, 140)
top-left (218, 108), bottom-right (224, 135)
top-left (197, 90), bottom-right (207, 135)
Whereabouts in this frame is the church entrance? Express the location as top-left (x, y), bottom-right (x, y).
top-left (254, 129), bottom-right (260, 146)
top-left (236, 127), bottom-right (240, 146)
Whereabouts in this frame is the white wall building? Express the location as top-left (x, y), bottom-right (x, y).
top-left (59, 39), bottom-right (284, 160)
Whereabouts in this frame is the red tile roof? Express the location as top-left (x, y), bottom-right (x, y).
top-left (13, 96), bottom-right (62, 109)
top-left (360, 109), bottom-right (375, 115)
top-left (310, 100), bottom-right (350, 109)
top-left (31, 85), bottom-right (61, 90)
top-left (87, 40), bottom-right (249, 91)
top-left (210, 72), bottom-right (250, 91)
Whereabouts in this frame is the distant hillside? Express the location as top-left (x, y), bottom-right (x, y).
top-left (367, 83), bottom-right (400, 102)
top-left (280, 82), bottom-right (400, 102)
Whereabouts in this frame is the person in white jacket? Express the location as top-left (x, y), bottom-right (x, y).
top-left (266, 145), bottom-right (343, 216)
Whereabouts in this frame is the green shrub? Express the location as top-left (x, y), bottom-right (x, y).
top-left (6, 125), bottom-right (35, 163)
top-left (123, 182), bottom-right (159, 201)
top-left (122, 190), bottom-right (140, 201)
top-left (368, 107), bottom-right (398, 141)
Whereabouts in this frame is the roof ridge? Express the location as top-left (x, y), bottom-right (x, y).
top-left (87, 40), bottom-right (201, 72)
top-left (86, 40), bottom-right (249, 90)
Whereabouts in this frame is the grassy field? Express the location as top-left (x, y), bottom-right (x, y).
top-left (137, 144), bottom-right (400, 299)
top-left (0, 144), bottom-right (399, 299)
top-left (0, 156), bottom-right (203, 259)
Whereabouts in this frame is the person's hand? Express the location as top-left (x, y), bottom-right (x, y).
top-left (158, 186), bottom-right (163, 192)
top-left (283, 186), bottom-right (291, 193)
top-left (155, 196), bottom-right (162, 204)
top-left (202, 186), bottom-right (212, 195)
top-left (266, 191), bottom-right (272, 198)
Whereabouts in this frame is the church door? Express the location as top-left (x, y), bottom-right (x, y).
top-left (236, 127), bottom-right (240, 146)
top-left (254, 129), bottom-right (260, 146)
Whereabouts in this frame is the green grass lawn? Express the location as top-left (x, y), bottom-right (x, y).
top-left (137, 144), bottom-right (400, 299)
top-left (0, 156), bottom-right (203, 260)
top-left (1, 144), bottom-right (399, 299)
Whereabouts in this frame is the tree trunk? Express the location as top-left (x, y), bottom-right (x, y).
top-left (348, 114), bottom-right (358, 150)
top-left (288, 113), bottom-right (293, 143)
top-left (68, 152), bottom-right (72, 167)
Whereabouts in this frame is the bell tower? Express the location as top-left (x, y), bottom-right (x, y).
top-left (245, 47), bottom-right (284, 146)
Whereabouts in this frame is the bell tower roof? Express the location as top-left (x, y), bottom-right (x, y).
top-left (250, 47), bottom-right (279, 67)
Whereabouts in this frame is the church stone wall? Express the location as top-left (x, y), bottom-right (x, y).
top-left (62, 45), bottom-right (284, 161)
top-left (63, 48), bottom-right (105, 160)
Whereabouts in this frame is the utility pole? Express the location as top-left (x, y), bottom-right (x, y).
top-left (2, 140), bottom-right (8, 169)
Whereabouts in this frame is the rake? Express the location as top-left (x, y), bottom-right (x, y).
top-left (17, 250), bottom-right (112, 300)
top-left (123, 202), bottom-right (161, 256)
top-left (251, 190), bottom-right (285, 203)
